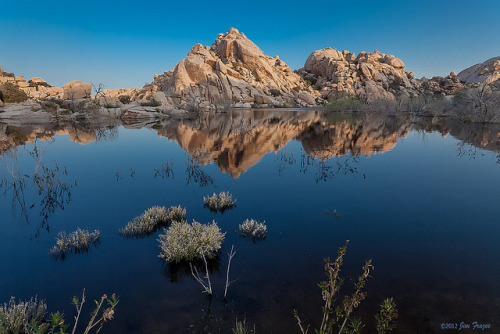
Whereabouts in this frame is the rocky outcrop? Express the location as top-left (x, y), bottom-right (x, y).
top-left (458, 56), bottom-right (500, 86)
top-left (142, 28), bottom-right (320, 110)
top-left (63, 80), bottom-right (91, 99)
top-left (297, 47), bottom-right (421, 102)
top-left (420, 72), bottom-right (465, 96)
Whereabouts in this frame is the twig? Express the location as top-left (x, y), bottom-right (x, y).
top-left (190, 253), bottom-right (212, 295)
top-left (224, 245), bottom-right (236, 300)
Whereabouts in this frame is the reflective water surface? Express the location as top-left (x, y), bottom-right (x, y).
top-left (1, 110), bottom-right (499, 333)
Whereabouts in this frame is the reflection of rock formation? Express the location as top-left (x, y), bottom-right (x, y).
top-left (0, 121), bottom-right (120, 155)
top-left (299, 116), bottom-right (411, 159)
top-left (152, 111), bottom-right (416, 177)
top-left (2, 112), bottom-right (499, 178)
top-left (154, 110), bottom-right (323, 177)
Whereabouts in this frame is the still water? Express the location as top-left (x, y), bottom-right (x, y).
top-left (1, 110), bottom-right (499, 333)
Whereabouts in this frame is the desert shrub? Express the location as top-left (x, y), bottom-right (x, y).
top-left (203, 191), bottom-right (236, 213)
top-left (450, 85), bottom-right (500, 123)
top-left (270, 88), bottom-right (281, 97)
top-left (49, 228), bottom-right (101, 259)
top-left (40, 100), bottom-right (59, 114)
top-left (158, 220), bottom-right (225, 263)
top-left (0, 297), bottom-right (47, 333)
top-left (0, 82), bottom-right (28, 103)
top-left (140, 99), bottom-right (161, 107)
top-left (326, 94), bottom-right (362, 112)
top-left (118, 95), bottom-right (131, 104)
top-left (239, 219), bottom-right (267, 240)
top-left (283, 99), bottom-right (295, 108)
top-left (120, 205), bottom-right (186, 238)
top-left (294, 241), bottom-right (398, 334)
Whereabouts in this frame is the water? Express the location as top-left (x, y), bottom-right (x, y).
top-left (1, 110), bottom-right (499, 333)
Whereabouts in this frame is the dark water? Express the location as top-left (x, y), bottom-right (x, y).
top-left (1, 110), bottom-right (499, 333)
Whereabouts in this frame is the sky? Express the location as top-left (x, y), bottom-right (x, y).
top-left (1, 0), bottom-right (499, 90)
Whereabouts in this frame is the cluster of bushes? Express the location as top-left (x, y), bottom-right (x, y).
top-left (0, 82), bottom-right (28, 103)
top-left (239, 219), bottom-right (267, 240)
top-left (120, 205), bottom-right (186, 237)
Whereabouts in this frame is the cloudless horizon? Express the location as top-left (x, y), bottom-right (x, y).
top-left (1, 0), bottom-right (499, 90)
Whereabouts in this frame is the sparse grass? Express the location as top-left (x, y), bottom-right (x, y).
top-left (203, 191), bottom-right (236, 213)
top-left (49, 228), bottom-right (101, 259)
top-left (120, 205), bottom-right (186, 238)
top-left (232, 318), bottom-right (255, 334)
top-left (0, 82), bottom-right (28, 103)
top-left (239, 219), bottom-right (267, 240)
top-left (158, 220), bottom-right (225, 263)
top-left (0, 297), bottom-right (47, 333)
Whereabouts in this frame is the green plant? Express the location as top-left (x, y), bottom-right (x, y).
top-left (0, 82), bottom-right (28, 103)
top-left (283, 99), bottom-right (295, 108)
top-left (120, 205), bottom-right (186, 238)
top-left (158, 220), bottom-right (225, 263)
top-left (375, 298), bottom-right (398, 334)
top-left (295, 240), bottom-right (397, 334)
top-left (326, 94), bottom-right (362, 112)
top-left (232, 318), bottom-right (255, 334)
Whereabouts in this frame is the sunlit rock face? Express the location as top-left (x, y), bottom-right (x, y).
top-left (298, 47), bottom-right (421, 102)
top-left (458, 56), bottom-right (500, 86)
top-left (143, 28), bottom-right (320, 110)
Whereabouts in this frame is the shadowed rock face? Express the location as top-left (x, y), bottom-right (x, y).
top-left (143, 28), bottom-right (320, 111)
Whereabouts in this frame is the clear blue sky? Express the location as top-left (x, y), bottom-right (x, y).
top-left (1, 0), bottom-right (499, 90)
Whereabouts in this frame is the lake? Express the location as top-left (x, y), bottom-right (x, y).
top-left (1, 109), bottom-right (499, 333)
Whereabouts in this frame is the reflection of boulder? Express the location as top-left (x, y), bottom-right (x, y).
top-left (300, 116), bottom-right (411, 159)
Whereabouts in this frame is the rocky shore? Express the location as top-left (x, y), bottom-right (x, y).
top-left (1, 28), bottom-right (499, 121)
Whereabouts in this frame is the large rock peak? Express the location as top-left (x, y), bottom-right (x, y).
top-left (143, 28), bottom-right (319, 111)
top-left (458, 56), bottom-right (500, 85)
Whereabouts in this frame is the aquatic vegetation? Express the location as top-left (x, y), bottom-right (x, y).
top-left (158, 220), bottom-right (225, 263)
top-left (203, 191), bottom-right (237, 213)
top-left (0, 297), bottom-right (46, 333)
top-left (120, 205), bottom-right (186, 238)
top-left (0, 290), bottom-right (119, 334)
top-left (294, 240), bottom-right (398, 334)
top-left (49, 228), bottom-right (101, 259)
top-left (239, 219), bottom-right (267, 240)
top-left (232, 318), bottom-right (255, 334)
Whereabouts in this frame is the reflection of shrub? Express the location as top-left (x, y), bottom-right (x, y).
top-left (0, 82), bottom-right (28, 103)
top-left (120, 205), bottom-right (186, 237)
top-left (0, 297), bottom-right (47, 333)
top-left (203, 191), bottom-right (237, 213)
top-left (118, 95), bottom-right (131, 104)
top-left (158, 220), bottom-right (225, 263)
top-left (239, 219), bottom-right (267, 240)
top-left (49, 228), bottom-right (101, 258)
top-left (140, 99), bottom-right (161, 107)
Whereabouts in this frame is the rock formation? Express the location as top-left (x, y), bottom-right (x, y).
top-left (458, 56), bottom-right (500, 86)
top-left (297, 47), bottom-right (421, 102)
top-left (142, 28), bottom-right (320, 111)
top-left (62, 80), bottom-right (91, 99)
